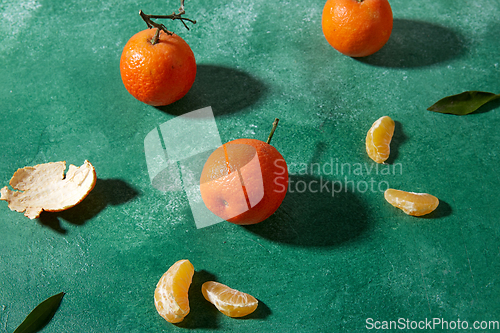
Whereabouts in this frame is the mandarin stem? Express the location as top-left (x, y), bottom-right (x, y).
top-left (151, 28), bottom-right (161, 45)
top-left (266, 118), bottom-right (280, 144)
top-left (138, 0), bottom-right (196, 45)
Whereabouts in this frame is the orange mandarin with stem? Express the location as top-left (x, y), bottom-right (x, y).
top-left (200, 119), bottom-right (288, 225)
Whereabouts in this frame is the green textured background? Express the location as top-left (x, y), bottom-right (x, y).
top-left (1, 0), bottom-right (500, 332)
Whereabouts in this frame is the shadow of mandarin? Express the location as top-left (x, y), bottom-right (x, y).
top-left (156, 64), bottom-right (268, 116)
top-left (357, 19), bottom-right (466, 68)
top-left (244, 174), bottom-right (370, 247)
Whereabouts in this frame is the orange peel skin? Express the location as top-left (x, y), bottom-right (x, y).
top-left (0, 160), bottom-right (96, 219)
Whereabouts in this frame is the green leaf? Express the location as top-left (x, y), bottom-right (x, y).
top-left (13, 292), bottom-right (65, 333)
top-left (427, 91), bottom-right (500, 115)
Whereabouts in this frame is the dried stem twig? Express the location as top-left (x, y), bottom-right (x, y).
top-left (139, 0), bottom-right (196, 44)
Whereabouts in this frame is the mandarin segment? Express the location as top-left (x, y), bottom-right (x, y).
top-left (366, 116), bottom-right (395, 164)
top-left (154, 259), bottom-right (194, 323)
top-left (384, 189), bottom-right (439, 216)
top-left (202, 281), bottom-right (258, 318)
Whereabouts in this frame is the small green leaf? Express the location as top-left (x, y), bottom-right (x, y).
top-left (427, 91), bottom-right (500, 115)
top-left (13, 292), bottom-right (65, 333)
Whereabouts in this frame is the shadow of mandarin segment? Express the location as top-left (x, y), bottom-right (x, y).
top-left (244, 174), bottom-right (370, 247)
top-left (38, 178), bottom-right (139, 233)
top-left (156, 64), bottom-right (268, 116)
top-left (357, 19), bottom-right (466, 68)
top-left (385, 120), bottom-right (408, 165)
top-left (420, 198), bottom-right (452, 219)
top-left (176, 269), bottom-right (219, 329)
top-left (238, 298), bottom-right (271, 320)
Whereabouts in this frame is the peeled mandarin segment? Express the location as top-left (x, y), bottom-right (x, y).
top-left (0, 160), bottom-right (96, 219)
top-left (201, 281), bottom-right (258, 318)
top-left (366, 116), bottom-right (395, 164)
top-left (384, 189), bottom-right (439, 216)
top-left (154, 259), bottom-right (194, 323)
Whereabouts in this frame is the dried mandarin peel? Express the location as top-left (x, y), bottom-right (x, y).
top-left (0, 160), bottom-right (96, 219)
top-left (366, 116), bottom-right (395, 164)
top-left (384, 189), bottom-right (439, 216)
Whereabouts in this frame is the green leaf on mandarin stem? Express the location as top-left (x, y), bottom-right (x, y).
top-left (427, 91), bottom-right (500, 115)
top-left (13, 292), bottom-right (65, 333)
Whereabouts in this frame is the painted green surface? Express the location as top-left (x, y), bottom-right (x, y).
top-left (1, 0), bottom-right (499, 332)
